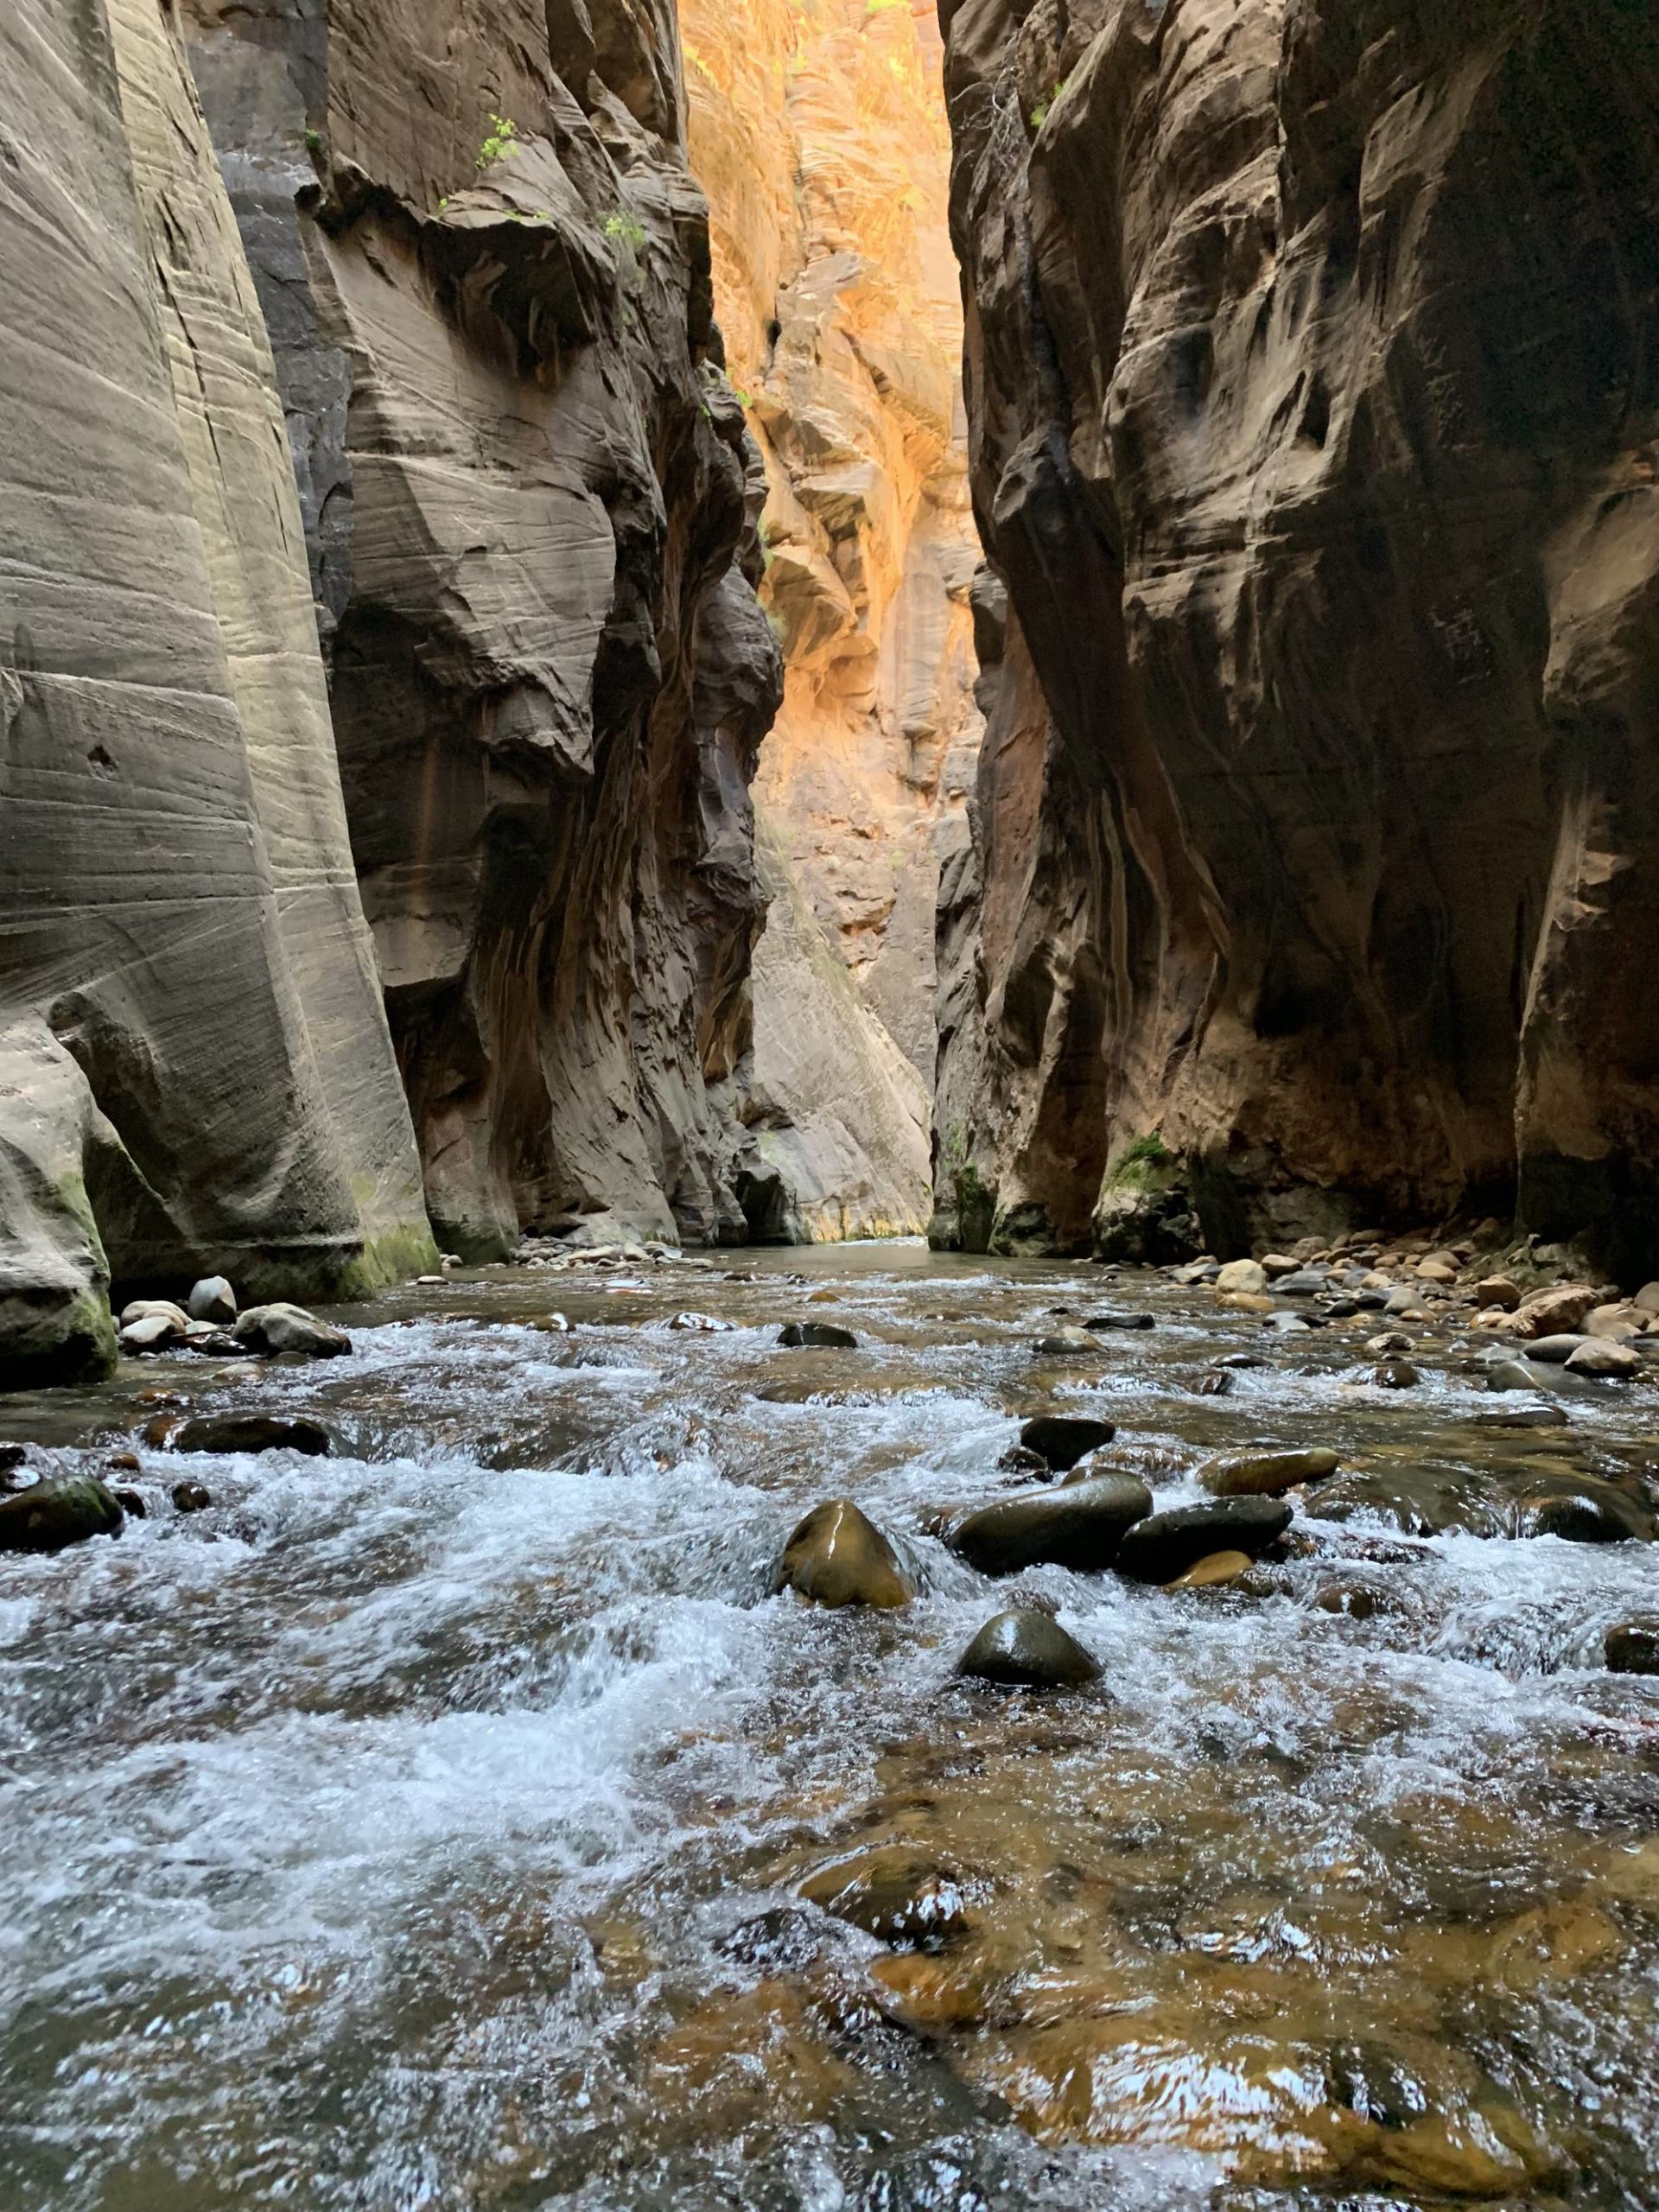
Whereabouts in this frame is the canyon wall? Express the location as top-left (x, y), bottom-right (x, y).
top-left (936, 0), bottom-right (1659, 1278)
top-left (182, 0), bottom-right (783, 1257)
top-left (0, 0), bottom-right (437, 1384)
top-left (683, 0), bottom-right (986, 1236)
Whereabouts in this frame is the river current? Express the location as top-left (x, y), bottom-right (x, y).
top-left (2, 1243), bottom-right (1656, 2209)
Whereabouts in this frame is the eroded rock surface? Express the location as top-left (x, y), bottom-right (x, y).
top-left (1, 0), bottom-right (437, 1380)
top-left (183, 0), bottom-right (783, 1257)
top-left (683, 0), bottom-right (984, 1236)
top-left (936, 0), bottom-right (1659, 1275)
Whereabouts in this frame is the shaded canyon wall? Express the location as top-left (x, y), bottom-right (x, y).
top-left (0, 0), bottom-right (437, 1384)
top-left (683, 0), bottom-right (987, 1237)
top-left (934, 0), bottom-right (1659, 1279)
top-left (181, 0), bottom-right (785, 1257)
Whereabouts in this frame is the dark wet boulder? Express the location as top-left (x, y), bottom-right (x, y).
top-left (957, 1608), bottom-right (1102, 1689)
top-left (1471, 1402), bottom-right (1568, 1429)
top-left (1084, 1312), bottom-right (1155, 1332)
top-left (776, 1499), bottom-right (912, 1608)
top-left (1371, 1360), bottom-right (1421, 1389)
top-left (1034, 1325), bottom-right (1098, 1355)
top-left (949, 1475), bottom-right (1153, 1575)
top-left (996, 1443), bottom-right (1051, 1477)
top-left (173, 1415), bottom-right (332, 1458)
top-left (778, 1321), bottom-right (858, 1349)
top-left (1526, 1334), bottom-right (1591, 1364)
top-left (1198, 1448), bottom-right (1338, 1499)
top-left (1605, 1624), bottom-right (1659, 1675)
top-left (1019, 1415), bottom-right (1116, 1471)
top-left (0, 1475), bottom-right (124, 1554)
top-left (1314, 1467), bottom-right (1509, 1539)
top-left (169, 1480), bottom-right (213, 1513)
top-left (1115, 1497), bottom-right (1293, 1584)
top-left (800, 1847), bottom-right (972, 1947)
top-left (1517, 1485), bottom-right (1651, 1545)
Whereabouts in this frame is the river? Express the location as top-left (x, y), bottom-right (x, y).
top-left (3, 1243), bottom-right (1656, 2209)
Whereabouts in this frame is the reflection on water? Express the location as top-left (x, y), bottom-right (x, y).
top-left (2, 1242), bottom-right (1656, 2209)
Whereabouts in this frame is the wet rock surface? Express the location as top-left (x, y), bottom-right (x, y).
top-left (2, 1246), bottom-right (1658, 2207)
top-left (957, 1609), bottom-right (1101, 1691)
top-left (1116, 1497), bottom-right (1295, 1585)
top-left (949, 1475), bottom-right (1154, 1577)
top-left (1018, 1414), bottom-right (1116, 1471)
top-left (776, 1497), bottom-right (912, 1609)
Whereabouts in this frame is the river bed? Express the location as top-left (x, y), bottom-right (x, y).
top-left (3, 1243), bottom-right (1657, 2209)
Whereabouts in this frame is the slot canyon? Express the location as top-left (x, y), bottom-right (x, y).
top-left (3, 2), bottom-right (1659, 2206)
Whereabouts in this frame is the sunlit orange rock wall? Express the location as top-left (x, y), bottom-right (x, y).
top-left (683, 0), bottom-right (982, 1097)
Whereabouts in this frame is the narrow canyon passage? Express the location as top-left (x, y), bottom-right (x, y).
top-left (4, 0), bottom-right (1659, 2205)
top-left (3, 1249), bottom-right (1658, 2206)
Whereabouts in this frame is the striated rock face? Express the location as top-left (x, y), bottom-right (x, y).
top-left (683, 0), bottom-right (983, 1235)
top-left (184, 0), bottom-right (783, 1256)
top-left (0, 0), bottom-right (436, 1382)
top-left (937, 0), bottom-right (1659, 1275)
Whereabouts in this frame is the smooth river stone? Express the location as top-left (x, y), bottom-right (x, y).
top-left (776, 1499), bottom-right (913, 1608)
top-left (1198, 1448), bottom-right (1338, 1499)
top-left (0, 1475), bottom-right (124, 1554)
top-left (949, 1475), bottom-right (1153, 1575)
top-left (1019, 1415), bottom-right (1116, 1471)
top-left (1116, 1497), bottom-right (1294, 1584)
top-left (173, 1415), bottom-right (333, 1458)
top-left (957, 1609), bottom-right (1102, 1689)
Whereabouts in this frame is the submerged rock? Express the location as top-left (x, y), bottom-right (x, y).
top-left (170, 1480), bottom-right (213, 1513)
top-left (0, 1475), bottom-right (124, 1554)
top-left (1605, 1624), bottom-right (1659, 1675)
top-left (957, 1608), bottom-right (1101, 1690)
top-left (799, 1849), bottom-right (972, 1948)
top-left (778, 1321), bottom-right (858, 1350)
top-left (1198, 1448), bottom-right (1338, 1499)
top-left (949, 1475), bottom-right (1153, 1575)
top-left (173, 1414), bottom-right (332, 1458)
top-left (776, 1500), bottom-right (912, 1608)
top-left (1034, 1325), bottom-right (1097, 1355)
top-left (1518, 1487), bottom-right (1651, 1544)
top-left (1018, 1414), bottom-right (1116, 1471)
top-left (233, 1305), bottom-right (352, 1358)
top-left (1371, 1360), bottom-right (1421, 1389)
top-left (1116, 1497), bottom-right (1293, 1584)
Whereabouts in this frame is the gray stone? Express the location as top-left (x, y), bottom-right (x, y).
top-left (187, 1277), bottom-right (237, 1325)
top-left (232, 1304), bottom-right (352, 1358)
top-left (1528, 1334), bottom-right (1592, 1363)
top-left (1565, 1339), bottom-right (1642, 1378)
top-left (1034, 1325), bottom-right (1098, 1355)
top-left (120, 1313), bottom-right (186, 1353)
top-left (957, 1608), bottom-right (1101, 1689)
top-left (1215, 1260), bottom-right (1267, 1296)
top-left (950, 1475), bottom-right (1153, 1575)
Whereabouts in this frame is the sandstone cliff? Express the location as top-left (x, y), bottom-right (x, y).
top-left (0, 0), bottom-right (436, 1383)
top-left (937, 0), bottom-right (1659, 1278)
top-left (683, 0), bottom-right (984, 1235)
top-left (182, 0), bottom-right (784, 1257)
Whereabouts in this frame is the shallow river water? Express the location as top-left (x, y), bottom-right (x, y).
top-left (3, 1243), bottom-right (1658, 2210)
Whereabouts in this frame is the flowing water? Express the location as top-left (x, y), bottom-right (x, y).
top-left (3, 1244), bottom-right (1657, 2210)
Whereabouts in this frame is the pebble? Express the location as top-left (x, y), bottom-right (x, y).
top-left (957, 1609), bottom-right (1101, 1690)
top-left (1273, 1269), bottom-right (1329, 1297)
top-left (1198, 1448), bottom-right (1338, 1499)
top-left (1371, 1360), bottom-right (1421, 1388)
top-left (186, 1277), bottom-right (237, 1325)
top-left (170, 1480), bottom-right (213, 1513)
top-left (775, 1500), bottom-right (912, 1608)
top-left (1018, 1415), bottom-right (1116, 1471)
top-left (1382, 1289), bottom-right (1428, 1318)
top-left (1115, 1497), bottom-right (1294, 1584)
top-left (778, 1321), bottom-right (858, 1349)
top-left (949, 1475), bottom-right (1153, 1575)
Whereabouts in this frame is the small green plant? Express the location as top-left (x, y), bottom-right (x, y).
top-left (475, 111), bottom-right (518, 168)
top-left (731, 384), bottom-right (752, 408)
top-left (437, 195), bottom-right (449, 212)
top-left (604, 211), bottom-right (647, 252)
top-left (1119, 1131), bottom-right (1173, 1171)
top-left (1029, 77), bottom-right (1066, 130)
top-left (302, 126), bottom-right (324, 156)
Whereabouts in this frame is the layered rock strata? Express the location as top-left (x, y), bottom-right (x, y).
top-left (683, 0), bottom-right (985, 1234)
top-left (936, 0), bottom-right (1659, 1276)
top-left (184, 0), bottom-right (783, 1256)
top-left (0, 0), bottom-right (436, 1382)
